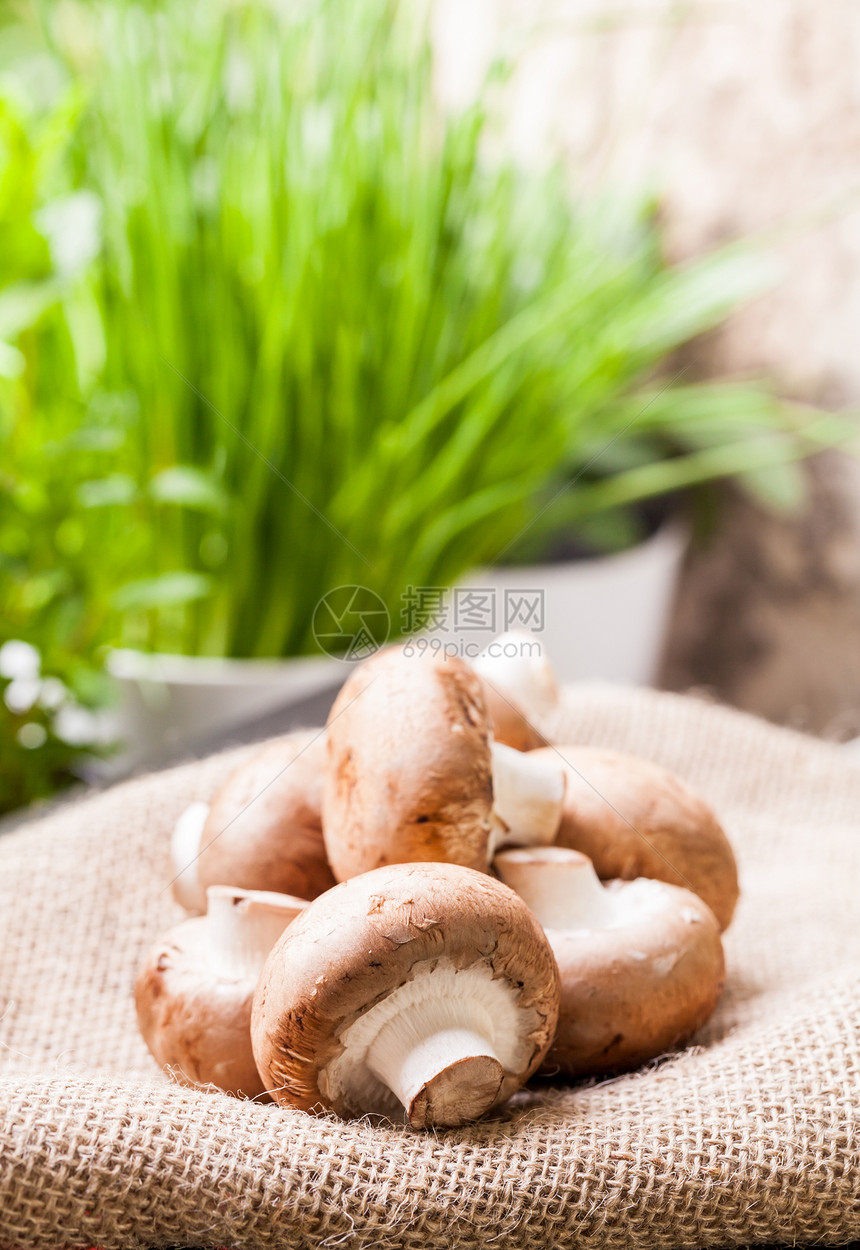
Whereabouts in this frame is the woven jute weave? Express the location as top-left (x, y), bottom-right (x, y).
top-left (1, 684), bottom-right (858, 1249)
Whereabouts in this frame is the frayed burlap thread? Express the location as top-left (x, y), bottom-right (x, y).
top-left (0, 685), bottom-right (858, 1248)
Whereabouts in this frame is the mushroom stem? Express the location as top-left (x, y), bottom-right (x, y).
top-left (170, 801), bottom-right (210, 913)
top-left (366, 1000), bottom-right (504, 1129)
top-left (206, 886), bottom-right (307, 981)
top-left (495, 847), bottom-right (614, 930)
top-left (474, 632), bottom-right (559, 717)
top-left (489, 744), bottom-right (565, 854)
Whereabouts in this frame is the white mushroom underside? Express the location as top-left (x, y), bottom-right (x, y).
top-left (170, 801), bottom-right (210, 912)
top-left (489, 743), bottom-right (565, 853)
top-left (206, 887), bottom-right (305, 981)
top-left (555, 877), bottom-right (676, 933)
top-left (495, 847), bottom-right (684, 932)
top-left (320, 959), bottom-right (534, 1119)
top-left (474, 634), bottom-right (558, 717)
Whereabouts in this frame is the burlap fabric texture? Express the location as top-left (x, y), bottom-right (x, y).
top-left (0, 684), bottom-right (858, 1249)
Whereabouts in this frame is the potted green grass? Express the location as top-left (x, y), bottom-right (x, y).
top-left (2, 0), bottom-right (850, 773)
top-left (449, 378), bottom-right (832, 685)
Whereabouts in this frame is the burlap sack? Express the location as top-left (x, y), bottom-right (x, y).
top-left (1, 685), bottom-right (858, 1249)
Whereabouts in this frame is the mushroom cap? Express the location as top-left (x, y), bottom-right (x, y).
top-left (135, 915), bottom-right (265, 1099)
top-left (322, 647), bottom-right (494, 881)
top-left (532, 745), bottom-right (739, 930)
top-left (198, 730), bottom-right (336, 903)
top-left (170, 801), bottom-right (211, 913)
top-left (478, 681), bottom-right (547, 752)
top-left (251, 862), bottom-right (560, 1121)
top-left (495, 847), bottom-right (725, 1077)
top-left (135, 887), bottom-right (307, 1099)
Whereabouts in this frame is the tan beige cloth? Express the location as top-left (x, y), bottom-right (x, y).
top-left (0, 685), bottom-right (858, 1248)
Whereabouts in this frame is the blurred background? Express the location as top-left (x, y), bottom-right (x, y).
top-left (2, 0), bottom-right (860, 816)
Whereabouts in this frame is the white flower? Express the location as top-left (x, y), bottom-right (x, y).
top-left (53, 704), bottom-right (100, 746)
top-left (38, 677), bottom-right (67, 711)
top-left (4, 679), bottom-right (41, 715)
top-left (18, 723), bottom-right (48, 750)
top-left (0, 640), bottom-right (41, 681)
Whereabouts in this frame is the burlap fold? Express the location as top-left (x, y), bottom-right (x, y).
top-left (0, 685), bottom-right (858, 1249)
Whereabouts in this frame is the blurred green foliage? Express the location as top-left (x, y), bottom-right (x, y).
top-left (0, 0), bottom-right (851, 810)
top-left (0, 58), bottom-right (118, 807)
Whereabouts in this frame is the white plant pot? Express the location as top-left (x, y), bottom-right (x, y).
top-left (104, 519), bottom-right (687, 772)
top-left (435, 519), bottom-right (689, 685)
top-left (105, 649), bottom-right (342, 773)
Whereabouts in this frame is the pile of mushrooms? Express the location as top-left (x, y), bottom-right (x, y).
top-left (136, 635), bottom-right (738, 1131)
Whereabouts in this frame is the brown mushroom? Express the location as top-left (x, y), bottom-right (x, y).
top-left (322, 647), bottom-right (565, 882)
top-left (473, 631), bottom-right (559, 751)
top-left (251, 862), bottom-right (560, 1129)
top-left (530, 745), bottom-right (739, 930)
top-left (135, 885), bottom-right (306, 1098)
top-left (171, 729), bottom-right (335, 913)
top-left (495, 846), bottom-right (724, 1076)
